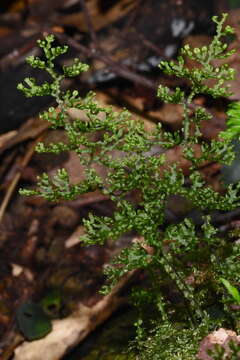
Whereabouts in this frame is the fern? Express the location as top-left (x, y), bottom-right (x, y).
top-left (18, 13), bottom-right (240, 358)
top-left (221, 101), bottom-right (240, 140)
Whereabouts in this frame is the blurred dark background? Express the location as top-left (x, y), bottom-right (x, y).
top-left (0, 0), bottom-right (237, 133)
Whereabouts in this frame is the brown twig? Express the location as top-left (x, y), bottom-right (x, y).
top-left (0, 137), bottom-right (41, 224)
top-left (0, 37), bottom-right (40, 70)
top-left (121, 0), bottom-right (144, 35)
top-left (79, 0), bottom-right (98, 45)
top-left (54, 31), bottom-right (157, 90)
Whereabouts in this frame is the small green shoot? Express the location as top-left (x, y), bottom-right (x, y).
top-left (220, 278), bottom-right (240, 304)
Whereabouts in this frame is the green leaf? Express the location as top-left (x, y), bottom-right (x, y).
top-left (221, 102), bottom-right (240, 140)
top-left (220, 278), bottom-right (240, 304)
top-left (40, 289), bottom-right (62, 318)
top-left (16, 301), bottom-right (52, 340)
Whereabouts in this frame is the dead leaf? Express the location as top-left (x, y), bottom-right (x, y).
top-left (60, 0), bottom-right (136, 32)
top-left (149, 103), bottom-right (184, 130)
top-left (197, 328), bottom-right (240, 360)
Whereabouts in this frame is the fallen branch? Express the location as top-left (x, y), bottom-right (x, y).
top-left (13, 269), bottom-right (140, 360)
